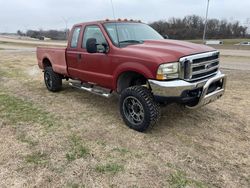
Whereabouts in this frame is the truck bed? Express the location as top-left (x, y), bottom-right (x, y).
top-left (37, 47), bottom-right (68, 76)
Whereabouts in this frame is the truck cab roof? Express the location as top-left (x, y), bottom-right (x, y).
top-left (73, 19), bottom-right (143, 27)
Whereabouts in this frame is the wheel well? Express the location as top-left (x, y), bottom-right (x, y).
top-left (117, 71), bottom-right (148, 93)
top-left (43, 58), bottom-right (52, 68)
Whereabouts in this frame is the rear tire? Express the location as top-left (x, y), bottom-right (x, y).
top-left (119, 86), bottom-right (160, 132)
top-left (44, 67), bottom-right (62, 92)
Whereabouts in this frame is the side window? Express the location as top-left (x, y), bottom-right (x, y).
top-left (82, 25), bottom-right (107, 49)
top-left (70, 27), bottom-right (81, 48)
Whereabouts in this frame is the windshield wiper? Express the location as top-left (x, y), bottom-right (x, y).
top-left (119, 40), bottom-right (144, 44)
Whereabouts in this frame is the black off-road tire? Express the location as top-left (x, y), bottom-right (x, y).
top-left (44, 67), bottom-right (62, 92)
top-left (120, 86), bottom-right (160, 132)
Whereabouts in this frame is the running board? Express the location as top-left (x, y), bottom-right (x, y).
top-left (69, 82), bottom-right (113, 98)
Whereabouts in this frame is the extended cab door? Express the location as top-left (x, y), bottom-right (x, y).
top-left (66, 26), bottom-right (83, 78)
top-left (67, 24), bottom-right (113, 89)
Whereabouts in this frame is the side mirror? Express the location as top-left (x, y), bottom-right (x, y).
top-left (163, 35), bottom-right (169, 39)
top-left (101, 43), bottom-right (109, 53)
top-left (86, 38), bottom-right (97, 53)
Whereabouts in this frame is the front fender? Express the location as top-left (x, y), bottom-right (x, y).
top-left (112, 62), bottom-right (155, 90)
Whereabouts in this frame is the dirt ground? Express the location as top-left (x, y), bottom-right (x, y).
top-left (0, 42), bottom-right (249, 188)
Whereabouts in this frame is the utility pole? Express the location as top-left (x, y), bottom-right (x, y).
top-left (203, 0), bottom-right (210, 43)
top-left (62, 17), bottom-right (69, 39)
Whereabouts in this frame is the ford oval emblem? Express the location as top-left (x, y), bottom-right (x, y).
top-left (205, 63), bottom-right (213, 70)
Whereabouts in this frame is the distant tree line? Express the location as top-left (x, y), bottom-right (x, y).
top-left (150, 15), bottom-right (249, 40)
top-left (16, 15), bottom-right (249, 40)
top-left (17, 29), bottom-right (69, 40)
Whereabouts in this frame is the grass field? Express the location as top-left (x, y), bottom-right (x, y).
top-left (0, 35), bottom-right (66, 48)
top-left (0, 39), bottom-right (250, 187)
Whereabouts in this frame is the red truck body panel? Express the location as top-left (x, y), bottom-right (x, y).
top-left (36, 20), bottom-right (216, 91)
top-left (37, 47), bottom-right (69, 76)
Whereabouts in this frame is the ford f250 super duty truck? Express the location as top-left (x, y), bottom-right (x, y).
top-left (37, 20), bottom-right (227, 132)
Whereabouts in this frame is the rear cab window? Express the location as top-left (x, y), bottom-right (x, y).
top-left (70, 26), bottom-right (81, 48)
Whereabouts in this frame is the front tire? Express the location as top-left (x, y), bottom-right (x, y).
top-left (120, 86), bottom-right (160, 132)
top-left (44, 67), bottom-right (62, 92)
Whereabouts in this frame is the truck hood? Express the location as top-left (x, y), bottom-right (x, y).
top-left (121, 39), bottom-right (216, 63)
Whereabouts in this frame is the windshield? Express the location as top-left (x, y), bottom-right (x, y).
top-left (104, 22), bottom-right (163, 46)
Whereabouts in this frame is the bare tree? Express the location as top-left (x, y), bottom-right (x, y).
top-left (150, 15), bottom-right (249, 40)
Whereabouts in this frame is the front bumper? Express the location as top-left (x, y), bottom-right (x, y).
top-left (148, 71), bottom-right (227, 109)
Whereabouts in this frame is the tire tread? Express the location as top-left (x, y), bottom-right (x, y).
top-left (44, 67), bottom-right (62, 92)
top-left (120, 86), bottom-right (160, 132)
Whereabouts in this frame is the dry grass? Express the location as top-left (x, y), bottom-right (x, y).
top-left (0, 92), bottom-right (57, 127)
top-left (65, 135), bottom-right (90, 162)
top-left (0, 46), bottom-right (249, 187)
top-left (95, 163), bottom-right (124, 174)
top-left (0, 36), bottom-right (66, 48)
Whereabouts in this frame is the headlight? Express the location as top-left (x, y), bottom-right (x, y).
top-left (156, 62), bottom-right (179, 80)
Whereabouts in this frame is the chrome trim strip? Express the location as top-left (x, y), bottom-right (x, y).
top-left (179, 51), bottom-right (220, 81)
top-left (149, 79), bottom-right (200, 97)
top-left (179, 51), bottom-right (219, 62)
top-left (192, 59), bottom-right (219, 67)
top-left (188, 72), bottom-right (218, 82)
top-left (192, 65), bottom-right (219, 75)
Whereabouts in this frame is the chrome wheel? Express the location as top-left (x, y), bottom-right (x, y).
top-left (123, 96), bottom-right (145, 125)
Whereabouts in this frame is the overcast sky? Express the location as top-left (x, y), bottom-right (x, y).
top-left (0, 0), bottom-right (250, 33)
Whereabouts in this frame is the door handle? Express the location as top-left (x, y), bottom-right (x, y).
top-left (77, 54), bottom-right (82, 61)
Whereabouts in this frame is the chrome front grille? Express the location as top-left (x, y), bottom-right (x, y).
top-left (179, 51), bottom-right (220, 82)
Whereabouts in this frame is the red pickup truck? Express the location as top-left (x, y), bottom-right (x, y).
top-left (37, 20), bottom-right (226, 132)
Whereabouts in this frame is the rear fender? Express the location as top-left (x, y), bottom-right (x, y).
top-left (41, 54), bottom-right (68, 75)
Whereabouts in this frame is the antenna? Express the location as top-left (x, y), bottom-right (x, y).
top-left (203, 0), bottom-right (210, 43)
top-left (110, 0), bottom-right (120, 47)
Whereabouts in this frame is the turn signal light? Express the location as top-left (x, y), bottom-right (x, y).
top-left (156, 74), bottom-right (165, 80)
